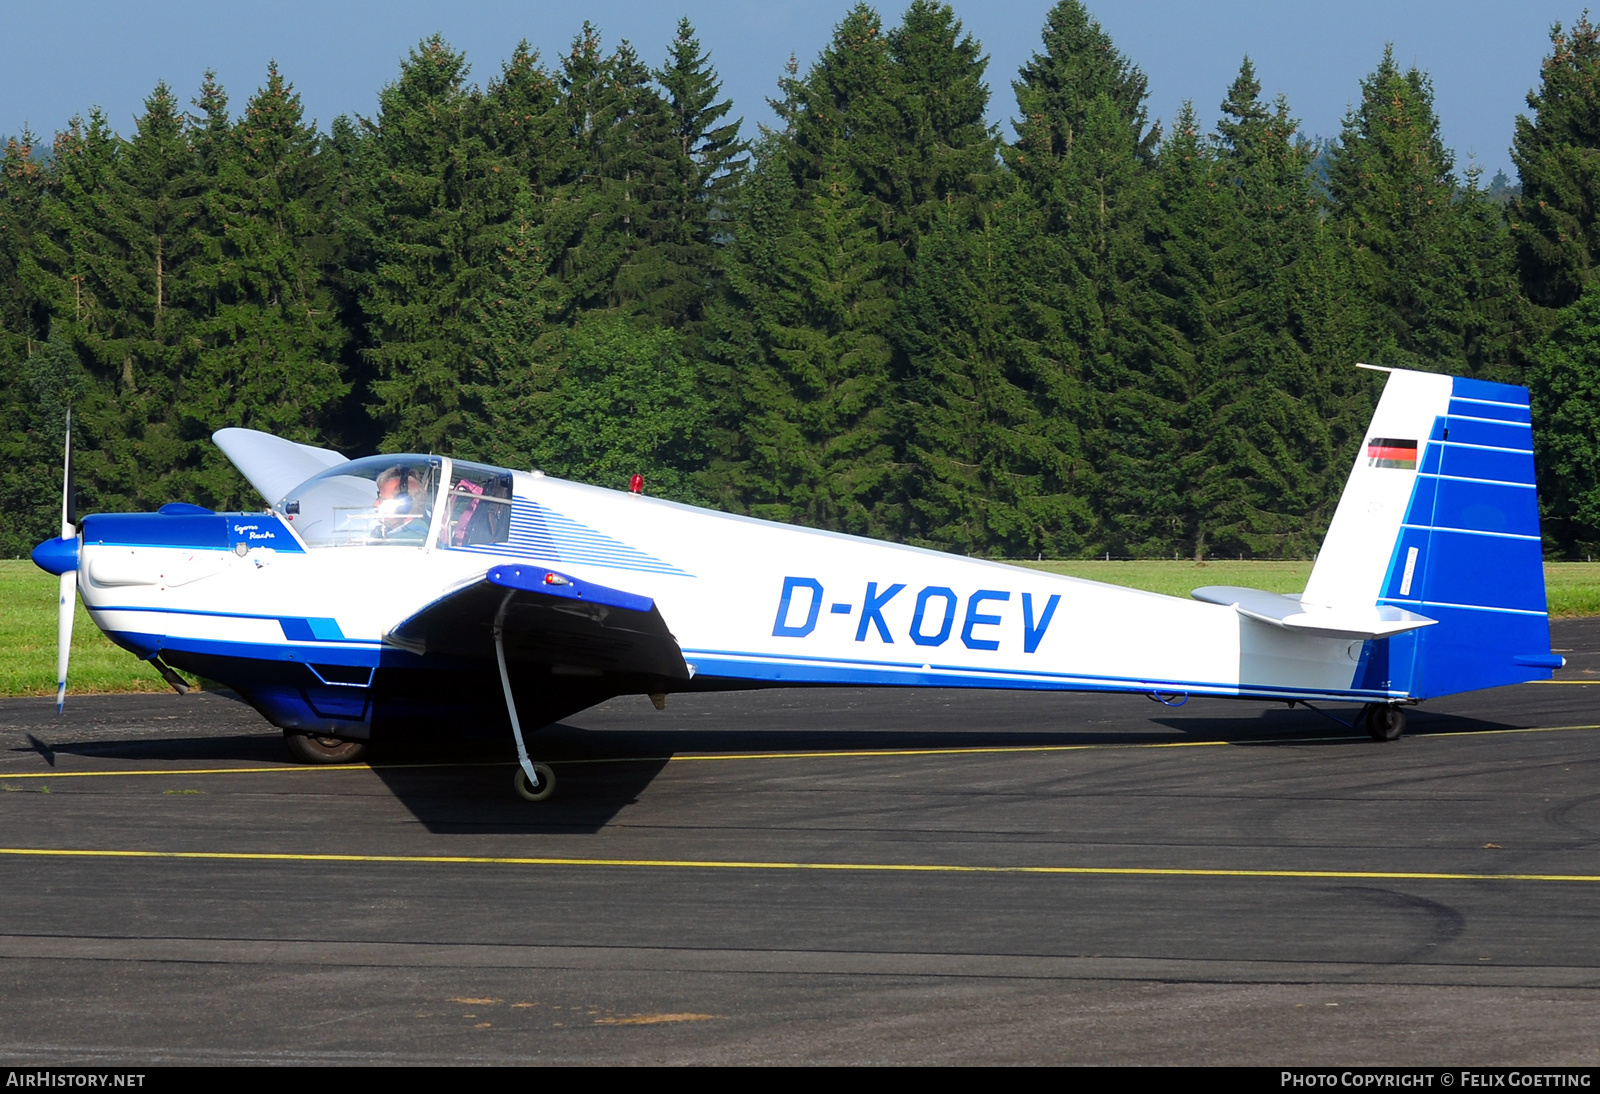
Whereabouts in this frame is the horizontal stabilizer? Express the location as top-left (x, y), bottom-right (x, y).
top-left (1192, 586), bottom-right (1436, 640)
top-left (213, 428), bottom-right (349, 509)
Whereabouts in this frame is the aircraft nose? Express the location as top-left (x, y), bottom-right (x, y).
top-left (32, 536), bottom-right (79, 575)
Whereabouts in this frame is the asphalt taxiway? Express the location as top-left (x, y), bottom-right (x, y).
top-left (3, 622), bottom-right (1600, 1065)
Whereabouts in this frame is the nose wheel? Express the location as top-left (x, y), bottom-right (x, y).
top-left (1362, 703), bottom-right (1407, 741)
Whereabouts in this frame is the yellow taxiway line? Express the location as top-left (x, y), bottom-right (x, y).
top-left (0, 739), bottom-right (1245, 780)
top-left (2, 723), bottom-right (1599, 781)
top-left (0, 845), bottom-right (1596, 883)
top-left (587, 739), bottom-right (1234, 764)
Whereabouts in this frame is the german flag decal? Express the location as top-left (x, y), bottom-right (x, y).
top-left (1367, 437), bottom-right (1418, 470)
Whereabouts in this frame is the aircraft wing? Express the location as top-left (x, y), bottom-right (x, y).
top-left (385, 563), bottom-right (690, 681)
top-left (213, 427), bottom-right (350, 508)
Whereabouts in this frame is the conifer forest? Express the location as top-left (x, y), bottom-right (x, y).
top-left (7, 2), bottom-right (1600, 561)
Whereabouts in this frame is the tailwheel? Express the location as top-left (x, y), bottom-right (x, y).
top-left (284, 731), bottom-right (368, 764)
top-left (513, 763), bottom-right (556, 802)
top-left (1365, 704), bottom-right (1406, 742)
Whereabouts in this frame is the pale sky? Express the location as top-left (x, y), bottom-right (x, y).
top-left (0, 1), bottom-right (1583, 180)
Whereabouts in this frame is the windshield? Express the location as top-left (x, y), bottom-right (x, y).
top-left (279, 455), bottom-right (443, 548)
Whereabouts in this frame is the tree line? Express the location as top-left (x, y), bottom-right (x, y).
top-left (5, 1), bottom-right (1600, 560)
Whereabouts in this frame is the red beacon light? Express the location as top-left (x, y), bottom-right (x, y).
top-left (628, 474), bottom-right (644, 494)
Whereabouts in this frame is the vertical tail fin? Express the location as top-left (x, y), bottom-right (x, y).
top-left (1303, 366), bottom-right (1557, 700)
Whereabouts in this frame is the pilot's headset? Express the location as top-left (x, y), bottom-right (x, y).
top-left (376, 466), bottom-right (417, 517)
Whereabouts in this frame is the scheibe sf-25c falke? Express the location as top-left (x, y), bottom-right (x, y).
top-left (31, 366), bottom-right (1563, 800)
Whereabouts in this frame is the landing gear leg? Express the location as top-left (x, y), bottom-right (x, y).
top-left (495, 593), bottom-right (556, 802)
top-left (1365, 703), bottom-right (1406, 742)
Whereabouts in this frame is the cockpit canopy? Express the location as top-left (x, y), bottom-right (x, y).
top-left (277, 455), bottom-right (513, 549)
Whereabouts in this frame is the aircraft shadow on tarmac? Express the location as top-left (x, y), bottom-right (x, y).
top-left (1147, 703), bottom-right (1521, 743)
top-left (9, 701), bottom-right (1525, 834)
top-left (369, 703), bottom-right (1526, 833)
top-left (13, 729), bottom-right (287, 766)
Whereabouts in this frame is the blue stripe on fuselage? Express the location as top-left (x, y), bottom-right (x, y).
top-left (681, 647), bottom-right (1400, 702)
top-left (82, 511), bottom-right (303, 552)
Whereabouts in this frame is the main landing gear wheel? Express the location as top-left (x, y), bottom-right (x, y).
top-left (1364, 704), bottom-right (1407, 742)
top-left (513, 763), bottom-right (556, 802)
top-left (284, 731), bottom-right (368, 764)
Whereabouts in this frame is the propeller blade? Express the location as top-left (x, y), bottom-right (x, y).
top-left (61, 408), bottom-right (73, 538)
top-left (56, 570), bottom-right (74, 715)
top-left (57, 408), bottom-right (74, 714)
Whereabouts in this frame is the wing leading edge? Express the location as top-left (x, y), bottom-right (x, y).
top-left (385, 563), bottom-right (690, 682)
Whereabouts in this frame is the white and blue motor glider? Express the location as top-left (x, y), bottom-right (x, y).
top-left (31, 366), bottom-right (1562, 800)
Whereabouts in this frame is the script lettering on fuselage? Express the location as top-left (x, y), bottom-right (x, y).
top-left (228, 518), bottom-right (289, 549)
top-left (772, 576), bottom-right (1060, 654)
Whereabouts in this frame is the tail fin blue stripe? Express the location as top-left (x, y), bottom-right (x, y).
top-left (1412, 476), bottom-right (1538, 536)
top-left (1442, 417), bottom-right (1533, 450)
top-left (1373, 375), bottom-right (1553, 699)
top-left (1409, 532), bottom-right (1545, 613)
top-left (1448, 400), bottom-right (1531, 423)
top-left (1451, 376), bottom-right (1530, 405)
top-left (1447, 400), bottom-right (1532, 425)
top-left (1422, 443), bottom-right (1535, 483)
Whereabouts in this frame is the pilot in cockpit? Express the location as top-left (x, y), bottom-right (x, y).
top-left (372, 465), bottom-right (431, 542)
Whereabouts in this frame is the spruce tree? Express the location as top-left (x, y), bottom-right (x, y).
top-left (897, 190), bottom-right (1094, 555)
top-left (1009, 0), bottom-right (1162, 556)
top-left (1327, 47), bottom-right (1465, 369)
top-left (32, 111), bottom-right (122, 522)
top-left (0, 131), bottom-right (60, 555)
top-left (732, 156), bottom-right (899, 535)
top-left (38, 88), bottom-right (204, 513)
top-left (180, 64), bottom-right (348, 507)
top-left (1147, 102), bottom-right (1220, 558)
top-left (592, 38), bottom-right (682, 316)
top-left (1527, 280), bottom-right (1600, 553)
top-left (0, 131), bottom-right (50, 363)
top-left (461, 46), bottom-right (570, 469)
top-left (1011, 0), bottom-right (1155, 170)
top-left (1512, 14), bottom-right (1600, 311)
top-left (783, 4), bottom-right (898, 242)
top-left (1184, 62), bottom-right (1337, 558)
top-left (1452, 165), bottom-right (1524, 383)
top-left (647, 18), bottom-right (747, 328)
top-left (547, 26), bottom-right (680, 320)
top-left (882, 1), bottom-right (997, 243)
top-left (355, 36), bottom-right (496, 453)
top-left (718, 3), bottom-right (1003, 543)
top-left (783, 2), bottom-right (994, 255)
top-left (698, 134), bottom-right (799, 510)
